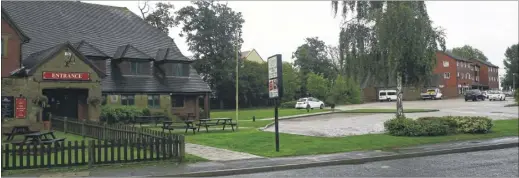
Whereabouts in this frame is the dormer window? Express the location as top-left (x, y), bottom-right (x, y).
top-left (130, 61), bottom-right (140, 75)
top-left (166, 63), bottom-right (190, 77)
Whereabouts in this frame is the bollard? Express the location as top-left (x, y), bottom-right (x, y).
top-left (252, 116), bottom-right (255, 122)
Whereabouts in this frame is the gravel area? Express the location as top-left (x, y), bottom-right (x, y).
top-left (264, 98), bottom-right (518, 137)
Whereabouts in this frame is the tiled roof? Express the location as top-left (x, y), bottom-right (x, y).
top-left (113, 44), bottom-right (153, 60)
top-left (155, 47), bottom-right (191, 62)
top-left (472, 58), bottom-right (498, 68)
top-left (441, 51), bottom-right (471, 62)
top-left (1, 7), bottom-right (30, 43)
top-left (2, 1), bottom-right (210, 93)
top-left (72, 40), bottom-right (110, 59)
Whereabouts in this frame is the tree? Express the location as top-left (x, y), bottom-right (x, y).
top-left (238, 60), bottom-right (268, 107)
top-left (501, 44), bottom-right (519, 90)
top-left (176, 0), bottom-right (244, 109)
top-left (138, 1), bottom-right (178, 34)
top-left (326, 75), bottom-right (362, 105)
top-left (447, 45), bottom-right (488, 61)
top-left (293, 37), bottom-right (335, 96)
top-left (331, 1), bottom-right (446, 118)
top-left (306, 73), bottom-right (329, 100)
top-left (281, 62), bottom-right (301, 102)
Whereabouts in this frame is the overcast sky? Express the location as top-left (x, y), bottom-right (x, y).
top-left (90, 1), bottom-right (518, 79)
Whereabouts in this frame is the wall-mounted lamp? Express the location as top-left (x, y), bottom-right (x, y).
top-left (64, 48), bottom-right (76, 67)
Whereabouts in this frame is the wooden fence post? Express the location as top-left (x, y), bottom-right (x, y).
top-left (64, 117), bottom-right (68, 134)
top-left (81, 120), bottom-right (86, 138)
top-left (179, 135), bottom-right (185, 162)
top-left (103, 122), bottom-right (107, 140)
top-left (88, 140), bottom-right (94, 168)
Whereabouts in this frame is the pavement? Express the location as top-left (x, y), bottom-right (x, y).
top-left (263, 98), bottom-right (519, 137)
top-left (8, 136), bottom-right (517, 177)
top-left (186, 143), bottom-right (262, 161)
top-left (216, 147), bottom-right (519, 177)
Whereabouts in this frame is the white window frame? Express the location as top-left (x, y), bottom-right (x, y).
top-left (466, 73), bottom-right (470, 79)
top-left (444, 72), bottom-right (450, 79)
top-left (443, 61), bottom-right (449, 67)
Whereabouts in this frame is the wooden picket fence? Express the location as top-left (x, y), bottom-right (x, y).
top-left (2, 137), bottom-right (182, 170)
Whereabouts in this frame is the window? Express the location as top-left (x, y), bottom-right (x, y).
top-left (443, 72), bottom-right (450, 79)
top-left (170, 63), bottom-right (190, 76)
top-left (457, 61), bottom-right (459, 67)
top-left (457, 72), bottom-right (460, 78)
top-left (171, 95), bottom-right (185, 108)
top-left (130, 62), bottom-right (140, 75)
top-left (121, 94), bottom-right (135, 105)
top-left (101, 94), bottom-right (107, 105)
top-left (466, 73), bottom-right (470, 80)
top-left (147, 94), bottom-right (160, 108)
top-left (443, 61), bottom-right (449, 67)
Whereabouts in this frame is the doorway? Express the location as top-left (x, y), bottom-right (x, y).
top-left (42, 88), bottom-right (88, 120)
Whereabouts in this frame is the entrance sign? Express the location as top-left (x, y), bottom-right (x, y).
top-left (267, 54), bottom-right (283, 152)
top-left (42, 72), bottom-right (90, 81)
top-left (15, 97), bottom-right (27, 119)
top-left (267, 54), bottom-right (283, 99)
top-left (2, 96), bottom-right (14, 118)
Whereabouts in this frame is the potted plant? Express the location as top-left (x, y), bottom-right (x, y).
top-left (88, 96), bottom-right (103, 107)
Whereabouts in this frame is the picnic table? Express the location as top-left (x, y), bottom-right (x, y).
top-left (18, 131), bottom-right (65, 145)
top-left (162, 120), bottom-right (197, 134)
top-left (196, 118), bottom-right (236, 133)
top-left (132, 116), bottom-right (167, 127)
top-left (3, 126), bottom-right (36, 141)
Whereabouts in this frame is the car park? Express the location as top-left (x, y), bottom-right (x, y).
top-left (487, 90), bottom-right (506, 101)
top-left (295, 97), bottom-right (325, 109)
top-left (464, 89), bottom-right (486, 101)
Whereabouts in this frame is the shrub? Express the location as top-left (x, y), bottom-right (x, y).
top-left (280, 101), bottom-right (297, 109)
top-left (142, 108), bottom-right (151, 116)
top-left (101, 105), bottom-right (144, 124)
top-left (386, 116), bottom-right (494, 137)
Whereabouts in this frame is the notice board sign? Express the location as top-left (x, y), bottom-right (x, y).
top-left (267, 54), bottom-right (283, 99)
top-left (15, 97), bottom-right (27, 119)
top-left (1, 96), bottom-right (14, 118)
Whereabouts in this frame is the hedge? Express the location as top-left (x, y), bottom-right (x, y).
top-left (384, 116), bottom-right (493, 136)
top-left (280, 101), bottom-right (297, 109)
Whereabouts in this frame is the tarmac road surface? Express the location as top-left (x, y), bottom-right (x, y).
top-left (217, 148), bottom-right (519, 177)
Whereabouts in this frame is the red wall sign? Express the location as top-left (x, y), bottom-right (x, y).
top-left (15, 97), bottom-right (27, 119)
top-left (42, 72), bottom-right (90, 81)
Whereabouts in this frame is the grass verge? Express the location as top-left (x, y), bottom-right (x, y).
top-left (340, 108), bottom-right (439, 113)
top-left (211, 108), bottom-right (331, 121)
top-left (186, 119), bottom-right (518, 157)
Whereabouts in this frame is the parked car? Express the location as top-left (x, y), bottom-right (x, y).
top-left (295, 97), bottom-right (325, 109)
top-left (487, 90), bottom-right (506, 101)
top-left (464, 89), bottom-right (486, 101)
top-left (482, 91), bottom-right (488, 99)
top-left (420, 88), bottom-right (443, 100)
top-left (378, 90), bottom-right (397, 102)
top-left (504, 91), bottom-right (514, 97)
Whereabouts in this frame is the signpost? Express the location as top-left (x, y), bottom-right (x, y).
top-left (268, 54), bottom-right (283, 152)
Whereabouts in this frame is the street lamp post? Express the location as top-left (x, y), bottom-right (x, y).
top-left (235, 30), bottom-right (239, 131)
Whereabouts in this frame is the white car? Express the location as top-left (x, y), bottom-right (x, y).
top-left (487, 91), bottom-right (506, 101)
top-left (295, 97), bottom-right (325, 109)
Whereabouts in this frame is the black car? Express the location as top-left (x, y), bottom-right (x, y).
top-left (464, 89), bottom-right (486, 101)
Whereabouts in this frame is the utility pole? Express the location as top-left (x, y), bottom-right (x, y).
top-left (235, 30), bottom-right (239, 131)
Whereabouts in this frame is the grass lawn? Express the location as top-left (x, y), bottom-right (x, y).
top-left (211, 108), bottom-right (331, 121)
top-left (184, 119), bottom-right (519, 157)
top-left (340, 108), bottom-right (439, 113)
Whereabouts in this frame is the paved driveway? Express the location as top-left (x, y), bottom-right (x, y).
top-left (263, 98), bottom-right (518, 137)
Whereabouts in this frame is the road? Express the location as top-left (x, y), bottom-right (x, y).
top-left (217, 148), bottom-right (519, 177)
top-left (263, 98), bottom-right (518, 137)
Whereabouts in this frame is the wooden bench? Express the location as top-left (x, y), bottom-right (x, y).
top-left (162, 121), bottom-right (197, 134)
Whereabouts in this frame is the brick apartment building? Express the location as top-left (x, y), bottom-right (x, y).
top-left (435, 51), bottom-right (499, 98)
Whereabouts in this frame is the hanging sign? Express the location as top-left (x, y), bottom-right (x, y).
top-left (267, 54), bottom-right (283, 99)
top-left (15, 97), bottom-right (27, 119)
top-left (42, 72), bottom-right (90, 81)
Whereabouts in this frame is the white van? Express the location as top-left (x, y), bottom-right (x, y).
top-left (379, 90), bottom-right (397, 102)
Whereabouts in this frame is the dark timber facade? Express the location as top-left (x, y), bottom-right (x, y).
top-left (1, 1), bottom-right (211, 130)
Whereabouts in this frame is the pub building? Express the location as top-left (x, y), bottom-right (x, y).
top-left (1, 1), bottom-right (212, 131)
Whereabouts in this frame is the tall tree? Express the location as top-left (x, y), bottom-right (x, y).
top-left (501, 44), bottom-right (519, 90)
top-left (176, 0), bottom-right (244, 109)
top-left (332, 1), bottom-right (446, 118)
top-left (293, 37), bottom-right (335, 96)
top-left (447, 45), bottom-right (488, 61)
top-left (281, 62), bottom-right (301, 102)
top-left (138, 1), bottom-right (178, 34)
